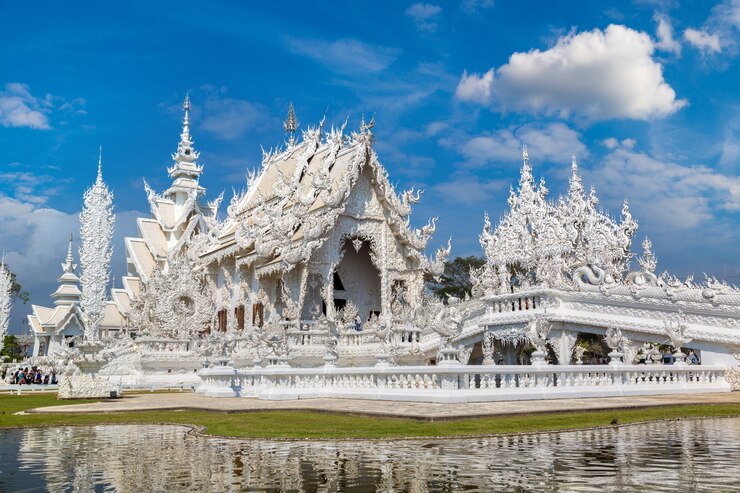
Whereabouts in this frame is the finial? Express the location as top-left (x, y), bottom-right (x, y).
top-left (571, 155), bottom-right (577, 171)
top-left (62, 233), bottom-right (76, 274)
top-left (522, 144), bottom-right (529, 163)
top-left (97, 146), bottom-right (103, 181)
top-left (66, 233), bottom-right (74, 262)
top-left (283, 102), bottom-right (298, 136)
top-left (181, 93), bottom-right (192, 142)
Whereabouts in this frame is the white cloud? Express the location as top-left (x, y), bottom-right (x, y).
top-left (682, 0), bottom-right (739, 56)
top-left (455, 24), bottom-right (687, 121)
top-left (654, 14), bottom-right (682, 55)
top-left (405, 3), bottom-right (442, 32)
top-left (621, 138), bottom-right (636, 149)
top-left (683, 28), bottom-right (721, 54)
top-left (585, 149), bottom-right (740, 232)
top-left (455, 69), bottom-right (494, 105)
top-left (286, 37), bottom-right (398, 75)
top-left (603, 137), bottom-right (619, 149)
top-left (0, 83), bottom-right (51, 129)
top-left (0, 171), bottom-right (62, 204)
top-left (460, 123), bottom-right (588, 167)
top-left (603, 137), bottom-right (636, 150)
top-left (200, 97), bottom-right (270, 140)
top-left (432, 176), bottom-right (508, 205)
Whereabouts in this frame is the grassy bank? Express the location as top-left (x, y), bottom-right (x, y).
top-left (2, 393), bottom-right (739, 439)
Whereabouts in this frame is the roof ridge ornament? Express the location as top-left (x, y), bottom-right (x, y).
top-left (284, 102), bottom-right (298, 146)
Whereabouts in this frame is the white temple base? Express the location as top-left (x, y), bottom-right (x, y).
top-left (196, 366), bottom-right (237, 398)
top-left (58, 374), bottom-right (120, 399)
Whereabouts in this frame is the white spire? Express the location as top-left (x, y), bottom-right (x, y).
top-left (97, 146), bottom-right (103, 182)
top-left (182, 93), bottom-right (192, 143)
top-left (52, 233), bottom-right (82, 307)
top-left (79, 157), bottom-right (115, 339)
top-left (167, 94), bottom-right (204, 194)
top-left (62, 233), bottom-right (76, 274)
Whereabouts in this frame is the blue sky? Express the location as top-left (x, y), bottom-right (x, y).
top-left (1, 0), bottom-right (739, 332)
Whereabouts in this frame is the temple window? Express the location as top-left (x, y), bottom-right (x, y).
top-left (252, 302), bottom-right (264, 328)
top-left (217, 309), bottom-right (227, 332)
top-left (235, 305), bottom-right (245, 330)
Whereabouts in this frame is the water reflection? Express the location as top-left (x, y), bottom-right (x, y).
top-left (0, 418), bottom-right (738, 492)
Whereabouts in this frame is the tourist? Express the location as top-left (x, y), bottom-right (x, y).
top-left (43, 374), bottom-right (49, 384)
top-left (51, 372), bottom-right (57, 385)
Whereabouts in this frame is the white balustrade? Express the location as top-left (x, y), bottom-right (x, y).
top-left (228, 364), bottom-right (729, 403)
top-left (484, 292), bottom-right (544, 315)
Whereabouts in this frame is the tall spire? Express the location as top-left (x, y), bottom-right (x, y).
top-left (52, 233), bottom-right (81, 306)
top-left (62, 233), bottom-right (76, 274)
top-left (167, 94), bottom-right (204, 194)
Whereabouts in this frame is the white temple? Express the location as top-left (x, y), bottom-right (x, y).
top-left (27, 97), bottom-right (740, 400)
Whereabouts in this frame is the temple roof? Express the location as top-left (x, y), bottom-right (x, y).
top-left (200, 119), bottom-right (448, 276)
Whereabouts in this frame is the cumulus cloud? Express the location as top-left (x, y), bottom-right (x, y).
top-left (654, 14), bottom-right (682, 55)
top-left (460, 123), bottom-right (588, 167)
top-left (683, 28), bottom-right (721, 54)
top-left (455, 24), bottom-right (687, 121)
top-left (455, 69), bottom-right (494, 105)
top-left (0, 193), bottom-right (143, 331)
top-left (405, 3), bottom-right (442, 32)
top-left (286, 37), bottom-right (398, 75)
top-left (0, 83), bottom-right (51, 129)
top-left (585, 149), bottom-right (740, 232)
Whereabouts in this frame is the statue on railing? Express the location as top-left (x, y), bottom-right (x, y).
top-left (664, 310), bottom-right (692, 365)
top-left (640, 343), bottom-right (663, 365)
top-left (482, 331), bottom-right (496, 365)
top-left (603, 326), bottom-right (625, 364)
top-left (369, 313), bottom-right (400, 366)
top-left (432, 296), bottom-right (468, 365)
top-left (573, 344), bottom-right (586, 365)
top-left (315, 314), bottom-right (339, 367)
top-left (527, 316), bottom-right (551, 365)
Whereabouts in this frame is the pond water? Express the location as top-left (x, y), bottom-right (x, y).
top-left (1, 418), bottom-right (739, 492)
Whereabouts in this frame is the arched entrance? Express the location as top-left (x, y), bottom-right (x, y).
top-left (332, 239), bottom-right (381, 321)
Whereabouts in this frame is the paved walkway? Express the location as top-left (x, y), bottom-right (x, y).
top-left (27, 391), bottom-right (740, 421)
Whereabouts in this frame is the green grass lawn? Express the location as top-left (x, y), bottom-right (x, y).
top-left (1, 393), bottom-right (739, 439)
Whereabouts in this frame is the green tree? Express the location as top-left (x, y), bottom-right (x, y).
top-left (428, 256), bottom-right (485, 300)
top-left (0, 335), bottom-right (24, 360)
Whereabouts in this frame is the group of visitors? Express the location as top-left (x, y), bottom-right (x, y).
top-left (2, 366), bottom-right (58, 385)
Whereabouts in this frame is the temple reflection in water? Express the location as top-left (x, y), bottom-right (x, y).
top-left (2, 418), bottom-right (739, 492)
